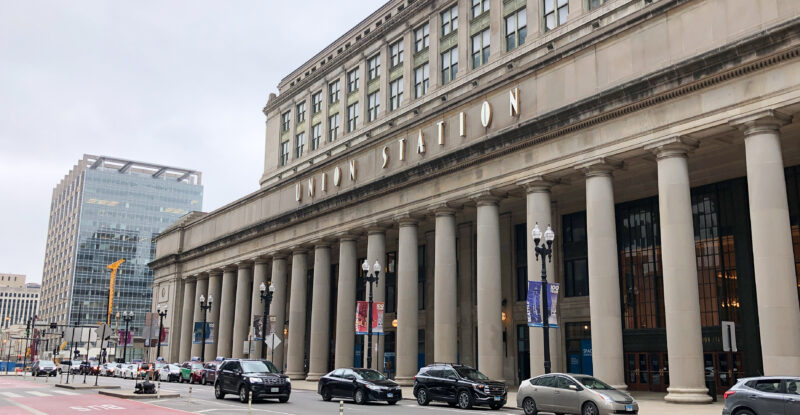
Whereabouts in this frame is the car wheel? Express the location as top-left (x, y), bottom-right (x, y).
top-left (490, 402), bottom-right (503, 410)
top-left (239, 386), bottom-right (250, 403)
top-left (582, 402), bottom-right (599, 415)
top-left (522, 397), bottom-right (537, 415)
top-left (354, 388), bottom-right (366, 405)
top-left (202, 375), bottom-right (207, 385)
top-left (416, 387), bottom-right (430, 406)
top-left (457, 390), bottom-right (473, 409)
top-left (321, 387), bottom-right (332, 401)
top-left (733, 410), bottom-right (755, 415)
top-left (387, 400), bottom-right (398, 405)
top-left (278, 396), bottom-right (289, 403)
top-left (214, 382), bottom-right (225, 399)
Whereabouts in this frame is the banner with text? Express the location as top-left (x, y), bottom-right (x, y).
top-left (252, 315), bottom-right (275, 341)
top-left (527, 281), bottom-right (560, 328)
top-left (118, 329), bottom-right (134, 346)
top-left (355, 301), bottom-right (384, 335)
top-left (192, 322), bottom-right (214, 345)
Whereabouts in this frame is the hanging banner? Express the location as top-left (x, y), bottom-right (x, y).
top-left (527, 281), bottom-right (560, 328)
top-left (118, 329), bottom-right (134, 346)
top-left (355, 301), bottom-right (384, 335)
top-left (252, 315), bottom-right (275, 341)
top-left (193, 322), bottom-right (213, 345)
top-left (159, 327), bottom-right (169, 346)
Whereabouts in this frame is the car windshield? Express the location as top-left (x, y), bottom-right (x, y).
top-left (192, 363), bottom-right (204, 369)
top-left (574, 376), bottom-right (614, 390)
top-left (354, 369), bottom-right (386, 381)
top-left (455, 367), bottom-right (490, 381)
top-left (39, 361), bottom-right (55, 367)
top-left (241, 361), bottom-right (273, 374)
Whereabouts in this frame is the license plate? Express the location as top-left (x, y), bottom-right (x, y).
top-left (493, 396), bottom-right (501, 401)
top-left (626, 405), bottom-right (633, 411)
top-left (271, 387), bottom-right (279, 393)
top-left (387, 393), bottom-right (393, 398)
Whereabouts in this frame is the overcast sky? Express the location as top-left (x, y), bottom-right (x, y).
top-left (0, 0), bottom-right (382, 284)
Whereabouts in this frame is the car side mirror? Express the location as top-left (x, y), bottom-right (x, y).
top-left (569, 384), bottom-right (579, 391)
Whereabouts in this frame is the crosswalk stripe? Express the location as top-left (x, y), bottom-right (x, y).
top-left (0, 392), bottom-right (23, 398)
top-left (50, 390), bottom-right (78, 395)
top-left (26, 391), bottom-right (52, 397)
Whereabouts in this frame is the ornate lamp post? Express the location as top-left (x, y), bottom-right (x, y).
top-left (258, 283), bottom-right (275, 360)
top-left (198, 295), bottom-right (212, 362)
top-left (121, 311), bottom-right (134, 363)
top-left (531, 223), bottom-right (555, 374)
top-left (156, 306), bottom-right (168, 361)
top-left (360, 260), bottom-right (381, 370)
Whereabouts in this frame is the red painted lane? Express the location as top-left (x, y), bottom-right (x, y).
top-left (0, 377), bottom-right (47, 389)
top-left (9, 392), bottom-right (195, 415)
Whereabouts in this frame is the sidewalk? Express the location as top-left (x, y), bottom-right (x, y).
top-left (289, 380), bottom-right (725, 413)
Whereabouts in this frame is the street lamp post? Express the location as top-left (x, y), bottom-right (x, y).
top-left (360, 260), bottom-right (381, 370)
top-left (198, 295), bottom-right (212, 362)
top-left (258, 283), bottom-right (274, 360)
top-left (66, 301), bottom-right (86, 384)
top-left (531, 223), bottom-right (556, 374)
top-left (23, 317), bottom-right (33, 377)
top-left (121, 312), bottom-right (134, 364)
top-left (156, 306), bottom-right (168, 361)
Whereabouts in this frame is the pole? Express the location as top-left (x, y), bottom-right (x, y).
top-left (94, 324), bottom-right (106, 386)
top-left (261, 298), bottom-right (268, 360)
top-left (66, 302), bottom-right (83, 384)
top-left (367, 275), bottom-right (374, 371)
top-left (540, 253), bottom-right (551, 374)
top-left (201, 307), bottom-right (208, 362)
top-left (157, 312), bottom-right (164, 361)
top-left (82, 325), bottom-right (90, 384)
top-left (122, 319), bottom-right (130, 364)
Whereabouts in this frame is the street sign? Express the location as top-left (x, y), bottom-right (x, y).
top-left (265, 333), bottom-right (281, 350)
top-left (722, 321), bottom-right (737, 352)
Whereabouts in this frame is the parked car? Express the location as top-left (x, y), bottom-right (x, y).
top-left (189, 362), bottom-right (206, 384)
top-left (31, 360), bottom-right (58, 377)
top-left (63, 360), bottom-right (81, 374)
top-left (517, 373), bottom-right (638, 415)
top-left (414, 363), bottom-right (506, 410)
top-left (214, 359), bottom-right (291, 403)
top-left (119, 363), bottom-right (137, 379)
top-left (318, 368), bottom-right (401, 405)
top-left (723, 376), bottom-right (800, 415)
top-left (89, 361), bottom-right (100, 375)
top-left (158, 364), bottom-right (182, 382)
top-left (138, 363), bottom-right (154, 380)
top-left (200, 362), bottom-right (219, 385)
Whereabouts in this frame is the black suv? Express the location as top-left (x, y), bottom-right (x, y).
top-left (413, 363), bottom-right (506, 410)
top-left (214, 359), bottom-right (290, 403)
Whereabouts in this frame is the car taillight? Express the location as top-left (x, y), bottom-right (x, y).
top-left (723, 391), bottom-right (736, 399)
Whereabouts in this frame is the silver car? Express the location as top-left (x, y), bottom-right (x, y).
top-left (517, 373), bottom-right (638, 415)
top-left (722, 376), bottom-right (800, 415)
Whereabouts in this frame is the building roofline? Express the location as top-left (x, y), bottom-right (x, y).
top-left (83, 154), bottom-right (203, 185)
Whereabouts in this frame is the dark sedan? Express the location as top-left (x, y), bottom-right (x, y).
top-left (318, 368), bottom-right (401, 405)
top-left (31, 360), bottom-right (58, 377)
top-left (200, 362), bottom-right (218, 385)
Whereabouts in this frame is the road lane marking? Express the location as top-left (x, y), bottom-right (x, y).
top-left (6, 399), bottom-right (48, 415)
top-left (50, 390), bottom-right (79, 395)
top-left (1, 392), bottom-right (23, 398)
top-left (25, 391), bottom-right (52, 397)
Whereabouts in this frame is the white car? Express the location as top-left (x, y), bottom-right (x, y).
top-left (61, 360), bottom-right (82, 374)
top-left (157, 364), bottom-right (182, 382)
top-left (100, 363), bottom-right (119, 376)
top-left (118, 364), bottom-right (137, 379)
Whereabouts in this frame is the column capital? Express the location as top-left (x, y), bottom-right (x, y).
top-left (254, 257), bottom-right (270, 265)
top-left (429, 202), bottom-right (458, 216)
top-left (235, 261), bottom-right (253, 270)
top-left (575, 157), bottom-right (623, 178)
top-left (470, 190), bottom-right (503, 206)
top-left (644, 136), bottom-right (699, 160)
top-left (222, 264), bottom-right (239, 272)
top-left (517, 176), bottom-right (559, 193)
top-left (313, 241), bottom-right (332, 249)
top-left (365, 224), bottom-right (389, 235)
top-left (729, 110), bottom-right (791, 136)
top-left (209, 269), bottom-right (224, 277)
top-left (196, 272), bottom-right (210, 281)
top-left (395, 212), bottom-right (423, 226)
top-left (269, 250), bottom-right (290, 260)
top-left (290, 246), bottom-right (309, 255)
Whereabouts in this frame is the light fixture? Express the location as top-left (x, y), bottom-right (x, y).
top-left (544, 225), bottom-right (555, 243)
top-left (269, 284), bottom-right (275, 293)
top-left (583, 324), bottom-right (589, 331)
top-left (283, 328), bottom-right (288, 336)
top-left (362, 260), bottom-right (370, 272)
top-left (392, 319), bottom-right (398, 328)
top-left (501, 311), bottom-right (507, 322)
top-left (208, 295), bottom-right (213, 305)
top-left (531, 223), bottom-right (542, 244)
top-left (259, 282), bottom-right (267, 293)
top-left (373, 260), bottom-right (381, 273)
top-left (199, 295), bottom-right (205, 304)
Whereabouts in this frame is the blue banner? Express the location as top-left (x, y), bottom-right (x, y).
top-left (527, 281), bottom-right (559, 328)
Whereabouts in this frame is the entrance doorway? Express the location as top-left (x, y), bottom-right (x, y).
top-left (704, 351), bottom-right (743, 393)
top-left (625, 352), bottom-right (669, 392)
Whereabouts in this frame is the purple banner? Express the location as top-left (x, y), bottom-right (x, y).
top-left (527, 281), bottom-right (559, 328)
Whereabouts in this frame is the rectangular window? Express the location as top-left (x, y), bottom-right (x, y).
top-left (588, 0), bottom-right (606, 10)
top-left (281, 111), bottom-right (291, 132)
top-left (390, 40), bottom-right (404, 67)
top-left (296, 102), bottom-right (306, 123)
top-left (347, 102), bottom-right (359, 132)
top-left (563, 212), bottom-right (589, 297)
top-left (505, 8), bottom-right (527, 51)
top-left (543, 0), bottom-right (568, 32)
top-left (329, 80), bottom-right (340, 103)
top-left (414, 63), bottom-right (430, 98)
top-left (418, 244), bottom-right (426, 310)
top-left (295, 132), bottom-right (305, 158)
top-left (368, 54), bottom-right (381, 81)
top-left (347, 69), bottom-right (360, 93)
top-left (471, 28), bottom-right (490, 68)
top-left (312, 91), bottom-right (322, 113)
top-left (389, 78), bottom-right (403, 111)
top-left (367, 91), bottom-right (380, 122)
top-left (441, 47), bottom-right (458, 84)
top-left (279, 140), bottom-right (289, 166)
top-left (515, 224), bottom-right (528, 301)
top-left (328, 113), bottom-right (339, 141)
top-left (441, 4), bottom-right (458, 36)
top-left (471, 0), bottom-right (489, 18)
top-left (311, 123), bottom-right (321, 150)
top-left (414, 23), bottom-right (430, 52)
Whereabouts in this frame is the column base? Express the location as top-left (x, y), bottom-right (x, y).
top-left (286, 371), bottom-right (307, 380)
top-left (395, 376), bottom-right (414, 386)
top-left (305, 373), bottom-right (324, 381)
top-left (664, 387), bottom-right (712, 404)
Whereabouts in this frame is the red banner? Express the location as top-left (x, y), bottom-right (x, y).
top-left (355, 301), bottom-right (384, 335)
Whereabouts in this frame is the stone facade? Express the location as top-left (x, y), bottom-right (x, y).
top-left (150, 0), bottom-right (800, 403)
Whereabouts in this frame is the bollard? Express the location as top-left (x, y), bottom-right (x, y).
top-left (157, 380), bottom-right (161, 399)
top-left (188, 386), bottom-right (192, 404)
top-left (339, 400), bottom-right (344, 415)
top-left (248, 390), bottom-right (252, 414)
top-left (60, 371), bottom-right (63, 384)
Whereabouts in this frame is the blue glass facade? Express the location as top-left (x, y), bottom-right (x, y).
top-left (70, 167), bottom-right (202, 336)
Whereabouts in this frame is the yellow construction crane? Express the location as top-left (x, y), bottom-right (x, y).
top-left (106, 259), bottom-right (125, 325)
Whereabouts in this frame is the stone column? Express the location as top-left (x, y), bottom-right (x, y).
top-left (231, 263), bottom-right (253, 359)
top-left (433, 207), bottom-right (458, 363)
top-left (732, 111), bottom-right (800, 375)
top-left (286, 249), bottom-right (309, 379)
top-left (335, 236), bottom-right (358, 369)
top-left (307, 244), bottom-right (332, 381)
top-left (457, 222), bottom-right (475, 367)
top-left (217, 267), bottom-right (238, 358)
top-left (206, 270), bottom-right (222, 359)
top-left (579, 160), bottom-right (625, 389)
top-left (190, 276), bottom-right (209, 359)
top-left (474, 194), bottom-right (504, 381)
top-left (269, 255), bottom-right (289, 370)
top-left (365, 228), bottom-right (386, 370)
top-left (179, 278), bottom-right (196, 362)
top-left (250, 259), bottom-right (270, 359)
top-left (646, 138), bottom-right (710, 403)
top-left (395, 218), bottom-right (419, 385)
top-left (521, 178), bottom-right (561, 377)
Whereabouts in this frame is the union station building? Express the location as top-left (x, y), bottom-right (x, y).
top-left (150, 0), bottom-right (800, 403)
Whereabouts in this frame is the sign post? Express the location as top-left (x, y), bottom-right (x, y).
top-left (721, 321), bottom-right (737, 384)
